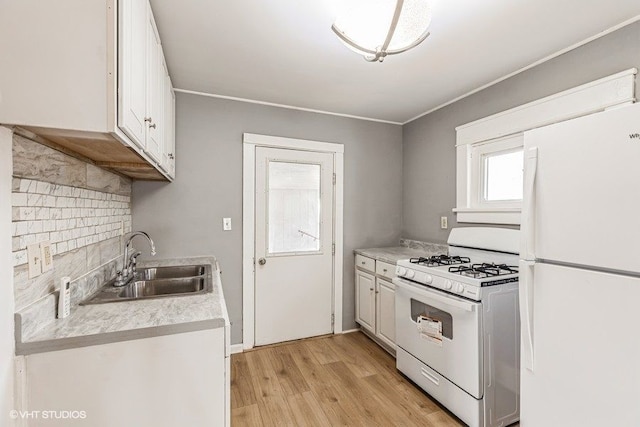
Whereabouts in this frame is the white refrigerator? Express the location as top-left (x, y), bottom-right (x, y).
top-left (520, 102), bottom-right (640, 426)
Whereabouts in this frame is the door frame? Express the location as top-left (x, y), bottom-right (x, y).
top-left (242, 133), bottom-right (344, 350)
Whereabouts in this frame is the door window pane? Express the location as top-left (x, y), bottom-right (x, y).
top-left (483, 149), bottom-right (524, 201)
top-left (268, 161), bottom-right (321, 254)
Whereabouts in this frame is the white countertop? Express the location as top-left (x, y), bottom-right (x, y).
top-left (354, 242), bottom-right (447, 264)
top-left (15, 256), bottom-right (229, 355)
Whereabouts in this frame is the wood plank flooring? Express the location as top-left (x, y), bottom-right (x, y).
top-left (231, 332), bottom-right (468, 426)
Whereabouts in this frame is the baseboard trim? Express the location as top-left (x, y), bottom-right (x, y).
top-left (230, 344), bottom-right (244, 354)
top-left (231, 331), bottom-right (360, 353)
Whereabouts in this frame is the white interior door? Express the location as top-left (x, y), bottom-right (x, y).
top-left (254, 147), bottom-right (334, 346)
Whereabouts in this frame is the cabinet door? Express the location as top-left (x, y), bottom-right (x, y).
top-left (118, 0), bottom-right (148, 149)
top-left (158, 54), bottom-right (169, 169)
top-left (25, 329), bottom-right (227, 426)
top-left (376, 278), bottom-right (396, 349)
top-left (144, 3), bottom-right (163, 163)
top-left (355, 269), bottom-right (375, 332)
top-left (162, 73), bottom-right (175, 177)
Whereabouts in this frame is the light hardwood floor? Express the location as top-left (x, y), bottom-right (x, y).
top-left (231, 331), bottom-right (470, 426)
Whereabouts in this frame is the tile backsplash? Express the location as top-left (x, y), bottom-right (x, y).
top-left (11, 178), bottom-right (131, 266)
top-left (12, 133), bottom-right (132, 319)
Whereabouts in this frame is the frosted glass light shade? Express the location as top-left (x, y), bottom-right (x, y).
top-left (332, 0), bottom-right (433, 62)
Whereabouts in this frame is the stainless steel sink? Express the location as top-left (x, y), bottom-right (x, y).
top-left (137, 265), bottom-right (206, 280)
top-left (80, 264), bottom-right (212, 305)
top-left (119, 277), bottom-right (205, 298)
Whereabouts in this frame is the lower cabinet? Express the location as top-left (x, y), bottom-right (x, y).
top-left (376, 277), bottom-right (396, 348)
top-left (21, 328), bottom-right (229, 427)
top-left (355, 254), bottom-right (396, 351)
top-left (356, 268), bottom-right (376, 331)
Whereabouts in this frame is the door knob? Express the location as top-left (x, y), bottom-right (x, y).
top-left (258, 258), bottom-right (266, 265)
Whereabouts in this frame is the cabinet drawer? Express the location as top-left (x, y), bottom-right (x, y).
top-left (355, 254), bottom-right (375, 273)
top-left (376, 261), bottom-right (396, 280)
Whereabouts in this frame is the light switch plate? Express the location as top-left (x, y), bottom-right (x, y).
top-left (27, 243), bottom-right (42, 278)
top-left (223, 217), bottom-right (232, 231)
top-left (40, 241), bottom-right (53, 272)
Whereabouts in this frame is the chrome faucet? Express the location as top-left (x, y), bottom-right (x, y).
top-left (114, 231), bottom-right (156, 287)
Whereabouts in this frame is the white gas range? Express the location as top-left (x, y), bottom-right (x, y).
top-left (393, 227), bottom-right (520, 427)
top-left (395, 253), bottom-right (519, 301)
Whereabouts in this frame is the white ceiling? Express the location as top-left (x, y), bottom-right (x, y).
top-left (149, 0), bottom-right (640, 124)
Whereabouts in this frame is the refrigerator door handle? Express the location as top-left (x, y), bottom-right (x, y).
top-left (521, 147), bottom-right (538, 260)
top-left (520, 260), bottom-right (535, 371)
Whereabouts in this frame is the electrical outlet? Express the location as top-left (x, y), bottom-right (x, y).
top-left (27, 243), bottom-right (42, 278)
top-left (223, 217), bottom-right (232, 231)
top-left (40, 241), bottom-right (53, 272)
top-left (440, 216), bottom-right (448, 229)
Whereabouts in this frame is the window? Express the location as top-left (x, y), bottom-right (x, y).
top-left (470, 134), bottom-right (524, 210)
top-left (484, 150), bottom-right (523, 202)
top-left (454, 69), bottom-right (636, 225)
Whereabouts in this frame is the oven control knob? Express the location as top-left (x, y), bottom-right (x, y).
top-left (455, 283), bottom-right (465, 293)
top-left (425, 275), bottom-right (433, 284)
top-left (445, 280), bottom-right (452, 290)
top-left (405, 270), bottom-right (415, 279)
top-left (397, 267), bottom-right (407, 276)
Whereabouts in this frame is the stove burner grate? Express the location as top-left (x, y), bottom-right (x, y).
top-left (448, 263), bottom-right (519, 278)
top-left (409, 255), bottom-right (470, 267)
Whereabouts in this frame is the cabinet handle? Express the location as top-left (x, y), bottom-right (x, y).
top-left (383, 269), bottom-right (387, 272)
top-left (168, 153), bottom-right (174, 159)
top-left (144, 117), bottom-right (153, 123)
top-left (375, 290), bottom-right (379, 294)
top-left (149, 123), bottom-right (157, 129)
top-left (361, 261), bottom-right (366, 265)
top-left (369, 287), bottom-right (374, 291)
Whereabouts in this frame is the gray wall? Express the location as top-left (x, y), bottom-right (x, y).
top-left (133, 94), bottom-right (403, 344)
top-left (403, 21), bottom-right (640, 243)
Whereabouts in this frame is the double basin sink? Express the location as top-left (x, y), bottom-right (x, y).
top-left (81, 264), bottom-right (212, 305)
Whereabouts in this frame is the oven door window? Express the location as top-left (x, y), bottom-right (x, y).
top-left (410, 298), bottom-right (453, 339)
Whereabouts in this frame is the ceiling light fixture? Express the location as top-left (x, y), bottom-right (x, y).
top-left (332, 0), bottom-right (433, 62)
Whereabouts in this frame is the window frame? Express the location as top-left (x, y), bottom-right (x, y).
top-left (454, 68), bottom-right (636, 225)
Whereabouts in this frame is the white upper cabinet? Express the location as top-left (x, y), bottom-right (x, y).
top-left (118, 0), bottom-right (148, 149)
top-left (163, 74), bottom-right (176, 177)
top-left (144, 4), bottom-right (165, 164)
top-left (0, 0), bottom-right (176, 181)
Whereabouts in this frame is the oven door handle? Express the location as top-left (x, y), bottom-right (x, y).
top-left (393, 278), bottom-right (476, 312)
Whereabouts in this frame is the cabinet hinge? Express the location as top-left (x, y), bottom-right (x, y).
top-left (332, 173), bottom-right (336, 185)
top-left (332, 243), bottom-right (335, 255)
top-left (331, 313), bottom-right (335, 328)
